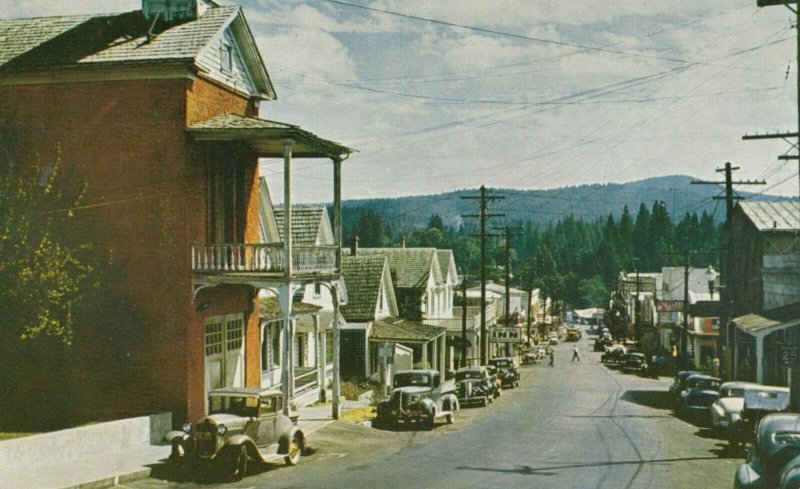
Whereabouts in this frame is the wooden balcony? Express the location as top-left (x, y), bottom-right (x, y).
top-left (192, 243), bottom-right (337, 276)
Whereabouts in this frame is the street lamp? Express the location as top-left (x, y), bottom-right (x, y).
top-left (705, 265), bottom-right (718, 299)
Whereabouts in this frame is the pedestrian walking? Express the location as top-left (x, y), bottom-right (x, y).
top-left (548, 351), bottom-right (555, 366)
top-left (571, 345), bottom-right (580, 362)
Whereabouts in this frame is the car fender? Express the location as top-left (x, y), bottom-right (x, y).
top-left (734, 462), bottom-right (763, 489)
top-left (443, 394), bottom-right (459, 412)
top-left (222, 435), bottom-right (260, 461)
top-left (419, 398), bottom-right (436, 416)
top-left (278, 426), bottom-right (306, 455)
top-left (164, 431), bottom-right (190, 444)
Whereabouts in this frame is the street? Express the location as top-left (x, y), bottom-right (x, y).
top-left (124, 327), bottom-right (740, 489)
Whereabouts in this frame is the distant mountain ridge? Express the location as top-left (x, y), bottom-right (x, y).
top-left (340, 175), bottom-right (789, 232)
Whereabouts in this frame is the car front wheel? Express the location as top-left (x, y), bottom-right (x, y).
top-left (229, 446), bottom-right (248, 482)
top-left (284, 434), bottom-right (302, 466)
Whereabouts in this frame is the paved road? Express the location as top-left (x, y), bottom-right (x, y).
top-left (127, 327), bottom-right (741, 488)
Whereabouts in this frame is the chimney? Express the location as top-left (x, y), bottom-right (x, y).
top-left (351, 236), bottom-right (359, 256)
top-left (400, 235), bottom-right (406, 248)
top-left (142, 0), bottom-right (212, 26)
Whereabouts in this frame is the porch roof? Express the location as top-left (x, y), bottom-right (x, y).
top-left (732, 303), bottom-right (800, 338)
top-left (188, 113), bottom-right (355, 159)
top-left (371, 316), bottom-right (446, 343)
top-left (259, 297), bottom-right (322, 321)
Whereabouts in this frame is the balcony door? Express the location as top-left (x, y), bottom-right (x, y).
top-left (204, 313), bottom-right (245, 402)
top-left (207, 148), bottom-right (246, 244)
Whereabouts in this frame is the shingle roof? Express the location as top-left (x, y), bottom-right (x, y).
top-left (259, 297), bottom-right (322, 320)
top-left (340, 255), bottom-right (387, 322)
top-left (0, 6), bottom-right (238, 70)
top-left (273, 207), bottom-right (326, 246)
top-left (357, 248), bottom-right (441, 288)
top-left (371, 316), bottom-right (446, 342)
top-left (739, 201), bottom-right (800, 232)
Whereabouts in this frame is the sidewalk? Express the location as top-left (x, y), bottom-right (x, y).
top-left (0, 399), bottom-right (370, 489)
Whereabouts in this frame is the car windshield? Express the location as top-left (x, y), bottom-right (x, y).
top-left (691, 379), bottom-right (720, 389)
top-left (209, 395), bottom-right (259, 417)
top-left (721, 387), bottom-right (745, 398)
top-left (456, 371), bottom-right (481, 381)
top-left (394, 373), bottom-right (430, 388)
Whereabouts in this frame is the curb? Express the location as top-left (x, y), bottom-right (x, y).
top-left (60, 467), bottom-right (152, 489)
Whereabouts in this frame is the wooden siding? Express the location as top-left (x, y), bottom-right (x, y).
top-left (196, 26), bottom-right (258, 97)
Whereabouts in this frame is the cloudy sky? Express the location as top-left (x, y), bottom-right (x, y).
top-left (3, 1), bottom-right (800, 203)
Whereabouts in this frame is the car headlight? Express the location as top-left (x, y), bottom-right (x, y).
top-left (182, 422), bottom-right (192, 433)
top-left (217, 424), bottom-right (227, 435)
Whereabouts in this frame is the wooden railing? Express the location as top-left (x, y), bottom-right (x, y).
top-left (192, 243), bottom-right (337, 275)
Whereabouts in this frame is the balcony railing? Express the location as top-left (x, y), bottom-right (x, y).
top-left (192, 243), bottom-right (337, 275)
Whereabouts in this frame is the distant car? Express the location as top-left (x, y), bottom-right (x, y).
top-left (488, 357), bottom-right (520, 388)
top-left (593, 339), bottom-right (606, 352)
top-left (566, 328), bottom-right (581, 342)
top-left (669, 370), bottom-right (703, 404)
top-left (734, 413), bottom-right (800, 489)
top-left (677, 374), bottom-right (721, 424)
top-left (622, 352), bottom-right (647, 375)
top-left (601, 345), bottom-right (626, 364)
top-left (454, 367), bottom-right (494, 407)
top-left (164, 388), bottom-right (305, 482)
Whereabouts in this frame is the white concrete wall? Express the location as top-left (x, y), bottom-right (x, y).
top-left (0, 413), bottom-right (171, 469)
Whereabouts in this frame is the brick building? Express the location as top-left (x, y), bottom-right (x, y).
top-left (0, 0), bottom-right (351, 425)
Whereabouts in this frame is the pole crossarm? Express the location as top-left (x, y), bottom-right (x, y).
top-left (742, 131), bottom-right (799, 139)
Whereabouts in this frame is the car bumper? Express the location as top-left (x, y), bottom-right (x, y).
top-left (457, 395), bottom-right (487, 405)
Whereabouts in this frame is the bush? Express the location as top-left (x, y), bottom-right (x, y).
top-left (340, 381), bottom-right (361, 401)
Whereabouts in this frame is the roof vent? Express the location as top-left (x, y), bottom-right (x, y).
top-left (142, 0), bottom-right (216, 26)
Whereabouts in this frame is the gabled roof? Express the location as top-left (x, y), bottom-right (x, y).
top-left (357, 248), bottom-right (442, 289)
top-left (371, 316), bottom-right (446, 342)
top-left (340, 255), bottom-right (394, 322)
top-left (436, 250), bottom-right (458, 284)
top-left (739, 201), bottom-right (800, 232)
top-left (0, 6), bottom-right (274, 98)
top-left (273, 207), bottom-right (332, 246)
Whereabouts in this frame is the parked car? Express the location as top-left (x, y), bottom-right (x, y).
top-left (164, 388), bottom-right (305, 482)
top-left (454, 367), bottom-right (494, 407)
top-left (548, 332), bottom-right (559, 345)
top-left (677, 374), bottom-right (721, 424)
top-left (734, 413), bottom-right (800, 489)
top-left (711, 381), bottom-right (758, 437)
top-left (522, 349), bottom-right (542, 365)
top-left (593, 338), bottom-right (607, 352)
top-left (669, 370), bottom-right (702, 404)
top-left (488, 356), bottom-right (520, 388)
top-left (601, 345), bottom-right (627, 364)
top-left (484, 365), bottom-right (503, 398)
top-left (622, 352), bottom-right (647, 375)
top-left (375, 370), bottom-right (459, 430)
top-left (730, 385), bottom-right (791, 447)
top-left (566, 328), bottom-right (581, 342)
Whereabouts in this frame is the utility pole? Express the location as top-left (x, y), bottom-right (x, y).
top-left (635, 268), bottom-right (641, 345)
top-left (682, 252), bottom-right (690, 369)
top-left (461, 273), bottom-right (468, 368)
top-left (692, 164), bottom-right (765, 376)
top-left (462, 186), bottom-right (505, 365)
top-left (493, 226), bottom-right (523, 356)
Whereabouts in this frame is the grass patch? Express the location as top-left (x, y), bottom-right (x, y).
top-left (340, 407), bottom-right (376, 424)
top-left (0, 432), bottom-right (36, 441)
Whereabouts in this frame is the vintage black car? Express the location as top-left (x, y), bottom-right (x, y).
top-left (730, 385), bottom-right (791, 447)
top-left (669, 370), bottom-right (702, 404)
top-left (164, 388), bottom-right (305, 481)
top-left (676, 374), bottom-right (721, 424)
top-left (375, 370), bottom-right (459, 430)
top-left (454, 366), bottom-right (494, 407)
top-left (488, 357), bottom-right (520, 388)
top-left (735, 413), bottom-right (800, 489)
top-left (622, 352), bottom-right (647, 375)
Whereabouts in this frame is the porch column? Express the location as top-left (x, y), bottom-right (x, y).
top-left (279, 285), bottom-right (292, 415)
top-left (314, 315), bottom-right (324, 402)
top-left (439, 335), bottom-right (446, 376)
top-left (432, 336), bottom-right (438, 373)
top-left (733, 326), bottom-right (739, 380)
top-left (332, 288), bottom-right (341, 420)
top-left (422, 342), bottom-right (428, 368)
top-left (283, 141), bottom-right (293, 277)
top-left (756, 334), bottom-right (764, 384)
top-left (331, 157), bottom-right (342, 419)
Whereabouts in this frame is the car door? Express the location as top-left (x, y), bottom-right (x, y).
top-left (431, 372), bottom-right (444, 410)
top-left (257, 396), bottom-right (278, 447)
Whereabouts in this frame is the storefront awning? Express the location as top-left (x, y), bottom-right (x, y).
top-left (371, 317), bottom-right (446, 343)
top-left (733, 313), bottom-right (800, 338)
